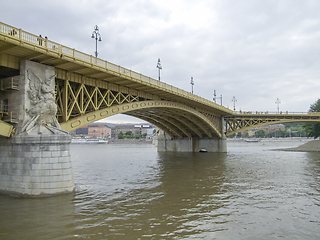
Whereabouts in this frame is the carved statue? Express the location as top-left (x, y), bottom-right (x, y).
top-left (21, 69), bottom-right (66, 134)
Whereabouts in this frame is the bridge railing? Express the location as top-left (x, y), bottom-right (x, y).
top-left (0, 22), bottom-right (226, 111)
top-left (233, 111), bottom-right (320, 115)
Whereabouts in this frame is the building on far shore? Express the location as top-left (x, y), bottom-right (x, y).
top-left (259, 124), bottom-right (285, 134)
top-left (74, 123), bottom-right (156, 139)
top-left (74, 124), bottom-right (111, 138)
top-left (75, 125), bottom-right (88, 135)
top-left (88, 124), bottom-right (111, 138)
top-left (244, 124), bottom-right (286, 137)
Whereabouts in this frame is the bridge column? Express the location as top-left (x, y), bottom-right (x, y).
top-left (0, 60), bottom-right (74, 196)
top-left (155, 130), bottom-right (227, 153)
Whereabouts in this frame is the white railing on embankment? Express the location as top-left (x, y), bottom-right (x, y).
top-left (232, 111), bottom-right (320, 116)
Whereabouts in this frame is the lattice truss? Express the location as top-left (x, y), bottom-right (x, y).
top-left (225, 118), bottom-right (279, 136)
top-left (55, 79), bottom-right (143, 122)
top-left (55, 79), bottom-right (223, 138)
top-left (225, 115), bottom-right (320, 136)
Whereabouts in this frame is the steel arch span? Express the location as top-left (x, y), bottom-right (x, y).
top-left (224, 113), bottom-right (320, 136)
top-left (1, 22), bottom-right (320, 139)
top-left (60, 100), bottom-right (223, 139)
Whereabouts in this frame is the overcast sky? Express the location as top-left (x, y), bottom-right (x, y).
top-left (1, 0), bottom-right (320, 123)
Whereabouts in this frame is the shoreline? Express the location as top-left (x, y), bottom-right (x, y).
top-left (273, 139), bottom-right (320, 152)
top-left (108, 139), bottom-right (153, 144)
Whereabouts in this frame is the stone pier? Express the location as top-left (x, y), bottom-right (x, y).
top-left (0, 60), bottom-right (74, 196)
top-left (155, 130), bottom-right (227, 152)
top-left (0, 135), bottom-right (74, 196)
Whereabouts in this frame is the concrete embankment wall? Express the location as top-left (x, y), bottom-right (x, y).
top-left (155, 131), bottom-right (227, 152)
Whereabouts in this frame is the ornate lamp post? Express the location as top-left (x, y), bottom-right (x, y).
top-left (156, 58), bottom-right (162, 81)
top-left (213, 90), bottom-right (223, 106)
top-left (275, 98), bottom-right (281, 113)
top-left (190, 76), bottom-right (194, 94)
top-left (91, 25), bottom-right (102, 57)
top-left (232, 96), bottom-right (237, 111)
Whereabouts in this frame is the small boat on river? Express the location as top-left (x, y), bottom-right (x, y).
top-left (199, 149), bottom-right (208, 152)
top-left (245, 139), bottom-right (260, 143)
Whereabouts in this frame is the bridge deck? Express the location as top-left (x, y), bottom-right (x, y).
top-left (1, 22), bottom-right (320, 138)
top-left (0, 22), bottom-right (231, 116)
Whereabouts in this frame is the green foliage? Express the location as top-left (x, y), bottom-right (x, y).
top-left (135, 134), bottom-right (142, 139)
top-left (309, 99), bottom-right (320, 112)
top-left (125, 131), bottom-right (133, 136)
top-left (283, 122), bottom-right (303, 128)
top-left (118, 131), bottom-right (124, 139)
top-left (228, 133), bottom-right (236, 138)
top-left (303, 99), bottom-right (320, 139)
top-left (117, 131), bottom-right (148, 139)
top-left (287, 126), bottom-right (306, 137)
top-left (265, 130), bottom-right (283, 138)
top-left (255, 130), bottom-right (265, 138)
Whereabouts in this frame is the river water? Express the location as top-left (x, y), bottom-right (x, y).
top-left (0, 139), bottom-right (319, 239)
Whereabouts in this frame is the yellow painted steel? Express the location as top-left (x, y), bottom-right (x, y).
top-left (1, 21), bottom-right (320, 139)
top-left (1, 76), bottom-right (19, 90)
top-left (60, 100), bottom-right (222, 139)
top-left (0, 21), bottom-right (232, 117)
top-left (54, 74), bottom-right (222, 139)
top-left (0, 22), bottom-right (229, 139)
top-left (225, 112), bottom-right (320, 136)
top-left (0, 120), bottom-right (14, 137)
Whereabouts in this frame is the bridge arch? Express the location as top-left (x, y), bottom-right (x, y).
top-left (60, 100), bottom-right (222, 138)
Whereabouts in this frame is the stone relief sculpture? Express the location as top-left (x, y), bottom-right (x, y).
top-left (21, 69), bottom-right (67, 135)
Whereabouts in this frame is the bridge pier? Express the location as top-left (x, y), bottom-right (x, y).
top-left (0, 135), bottom-right (74, 196)
top-left (0, 60), bottom-right (74, 196)
top-left (155, 131), bottom-right (227, 152)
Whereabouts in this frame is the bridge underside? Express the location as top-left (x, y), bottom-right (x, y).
top-left (60, 100), bottom-right (222, 139)
top-left (55, 78), bottom-right (223, 139)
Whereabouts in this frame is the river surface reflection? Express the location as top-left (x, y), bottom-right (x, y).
top-left (0, 139), bottom-right (319, 239)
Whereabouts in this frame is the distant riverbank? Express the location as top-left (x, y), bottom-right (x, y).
top-left (108, 139), bottom-right (153, 144)
top-left (108, 138), bottom-right (319, 150)
top-left (275, 139), bottom-right (320, 152)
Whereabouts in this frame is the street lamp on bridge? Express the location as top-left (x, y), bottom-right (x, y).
top-left (213, 90), bottom-right (223, 106)
top-left (91, 25), bottom-right (102, 58)
top-left (190, 76), bottom-right (194, 94)
top-left (156, 58), bottom-right (162, 81)
top-left (275, 98), bottom-right (281, 113)
top-left (232, 96), bottom-right (237, 111)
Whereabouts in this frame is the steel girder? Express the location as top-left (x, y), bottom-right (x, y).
top-left (225, 114), bottom-right (320, 136)
top-left (56, 78), bottom-right (222, 138)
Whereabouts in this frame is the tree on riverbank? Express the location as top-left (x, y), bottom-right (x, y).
top-left (117, 131), bottom-right (147, 139)
top-left (304, 99), bottom-right (320, 139)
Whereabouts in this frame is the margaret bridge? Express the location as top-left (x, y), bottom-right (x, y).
top-left (0, 22), bottom-right (319, 196)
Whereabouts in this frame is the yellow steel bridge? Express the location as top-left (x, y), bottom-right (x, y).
top-left (1, 22), bottom-right (320, 138)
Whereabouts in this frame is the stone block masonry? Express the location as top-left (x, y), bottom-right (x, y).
top-left (0, 60), bottom-right (74, 197)
top-left (0, 134), bottom-right (74, 196)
